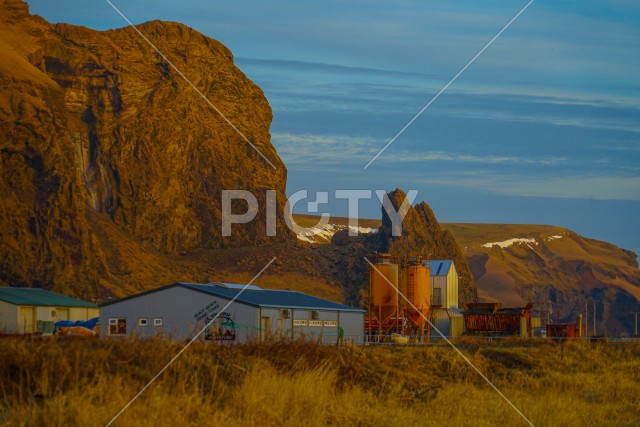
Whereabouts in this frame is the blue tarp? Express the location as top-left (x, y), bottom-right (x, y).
top-left (54, 317), bottom-right (99, 332)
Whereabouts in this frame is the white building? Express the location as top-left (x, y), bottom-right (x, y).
top-left (0, 287), bottom-right (98, 334)
top-left (428, 260), bottom-right (459, 309)
top-left (426, 260), bottom-right (463, 340)
top-left (99, 282), bottom-right (365, 344)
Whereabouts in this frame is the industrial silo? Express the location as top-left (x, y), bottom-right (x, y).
top-left (367, 253), bottom-right (400, 338)
top-left (401, 258), bottom-right (431, 339)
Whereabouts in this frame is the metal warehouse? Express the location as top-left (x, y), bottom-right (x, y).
top-left (427, 260), bottom-right (463, 340)
top-left (99, 282), bottom-right (365, 344)
top-left (0, 287), bottom-right (98, 335)
top-left (428, 260), bottom-right (459, 310)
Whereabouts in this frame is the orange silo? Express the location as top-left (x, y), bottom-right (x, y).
top-left (367, 253), bottom-right (400, 337)
top-left (401, 258), bottom-right (431, 339)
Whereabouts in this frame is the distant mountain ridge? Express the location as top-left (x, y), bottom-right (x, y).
top-left (293, 215), bottom-right (640, 335)
top-left (447, 223), bottom-right (640, 336)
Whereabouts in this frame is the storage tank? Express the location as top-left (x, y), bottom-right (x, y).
top-left (369, 253), bottom-right (399, 323)
top-left (401, 258), bottom-right (430, 329)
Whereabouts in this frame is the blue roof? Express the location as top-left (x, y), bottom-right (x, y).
top-left (426, 260), bottom-right (454, 276)
top-left (0, 287), bottom-right (96, 308)
top-left (214, 283), bottom-right (263, 291)
top-left (102, 282), bottom-right (364, 312)
top-left (183, 283), bottom-right (363, 311)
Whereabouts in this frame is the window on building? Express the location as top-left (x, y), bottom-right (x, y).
top-left (432, 288), bottom-right (442, 307)
top-left (138, 318), bottom-right (149, 327)
top-left (109, 318), bottom-right (127, 335)
top-left (153, 318), bottom-right (163, 326)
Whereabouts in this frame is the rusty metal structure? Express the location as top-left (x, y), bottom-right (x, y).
top-left (400, 257), bottom-right (431, 340)
top-left (546, 323), bottom-right (580, 339)
top-left (463, 302), bottom-right (533, 335)
top-left (365, 254), bottom-right (433, 341)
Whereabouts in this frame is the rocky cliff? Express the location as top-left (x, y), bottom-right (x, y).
top-left (0, 0), bottom-right (291, 298)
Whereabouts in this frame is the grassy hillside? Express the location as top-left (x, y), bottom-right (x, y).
top-left (1, 338), bottom-right (639, 426)
top-left (444, 223), bottom-right (640, 335)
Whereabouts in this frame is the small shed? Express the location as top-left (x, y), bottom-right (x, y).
top-left (547, 323), bottom-right (580, 339)
top-left (0, 287), bottom-right (98, 335)
top-left (99, 282), bottom-right (365, 344)
top-left (430, 307), bottom-right (465, 340)
top-left (427, 260), bottom-right (459, 309)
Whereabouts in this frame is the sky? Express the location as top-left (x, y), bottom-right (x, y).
top-left (29, 0), bottom-right (640, 254)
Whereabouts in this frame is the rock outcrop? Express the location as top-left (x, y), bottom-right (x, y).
top-left (372, 189), bottom-right (477, 304)
top-left (0, 0), bottom-right (291, 298)
top-left (327, 189), bottom-right (478, 307)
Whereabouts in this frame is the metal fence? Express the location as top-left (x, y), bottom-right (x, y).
top-left (362, 334), bottom-right (640, 346)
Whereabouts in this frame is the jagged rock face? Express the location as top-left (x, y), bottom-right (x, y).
top-left (374, 189), bottom-right (477, 304)
top-left (327, 189), bottom-right (478, 307)
top-left (0, 0), bottom-right (291, 296)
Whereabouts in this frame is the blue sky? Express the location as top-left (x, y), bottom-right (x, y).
top-left (29, 1), bottom-right (640, 254)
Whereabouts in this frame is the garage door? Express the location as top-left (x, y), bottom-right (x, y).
top-left (19, 307), bottom-right (35, 334)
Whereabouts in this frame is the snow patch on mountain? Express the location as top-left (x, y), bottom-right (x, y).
top-left (482, 233), bottom-right (565, 249)
top-left (482, 237), bottom-right (538, 249)
top-left (296, 223), bottom-right (378, 244)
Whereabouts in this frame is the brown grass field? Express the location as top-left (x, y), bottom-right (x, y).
top-left (1, 337), bottom-right (639, 426)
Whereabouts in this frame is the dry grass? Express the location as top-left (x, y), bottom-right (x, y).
top-left (0, 338), bottom-right (639, 426)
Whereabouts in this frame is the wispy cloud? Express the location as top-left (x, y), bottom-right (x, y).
top-left (444, 107), bottom-right (640, 134)
top-left (271, 132), bottom-right (377, 165)
top-left (248, 59), bottom-right (640, 135)
top-left (410, 172), bottom-right (640, 201)
top-left (272, 132), bottom-right (566, 166)
top-left (379, 151), bottom-right (566, 166)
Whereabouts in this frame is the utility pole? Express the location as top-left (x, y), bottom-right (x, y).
top-left (593, 301), bottom-right (596, 337)
top-left (547, 299), bottom-right (551, 326)
top-left (585, 301), bottom-right (588, 339)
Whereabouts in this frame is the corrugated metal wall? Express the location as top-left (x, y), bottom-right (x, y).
top-left (100, 286), bottom-right (365, 344)
top-left (447, 264), bottom-right (459, 309)
top-left (340, 311), bottom-right (366, 344)
top-left (430, 262), bottom-right (459, 309)
top-left (430, 308), bottom-right (464, 341)
top-left (432, 276), bottom-right (447, 307)
top-left (0, 300), bottom-right (18, 333)
top-left (100, 286), bottom-right (258, 342)
top-left (0, 303), bottom-right (97, 335)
